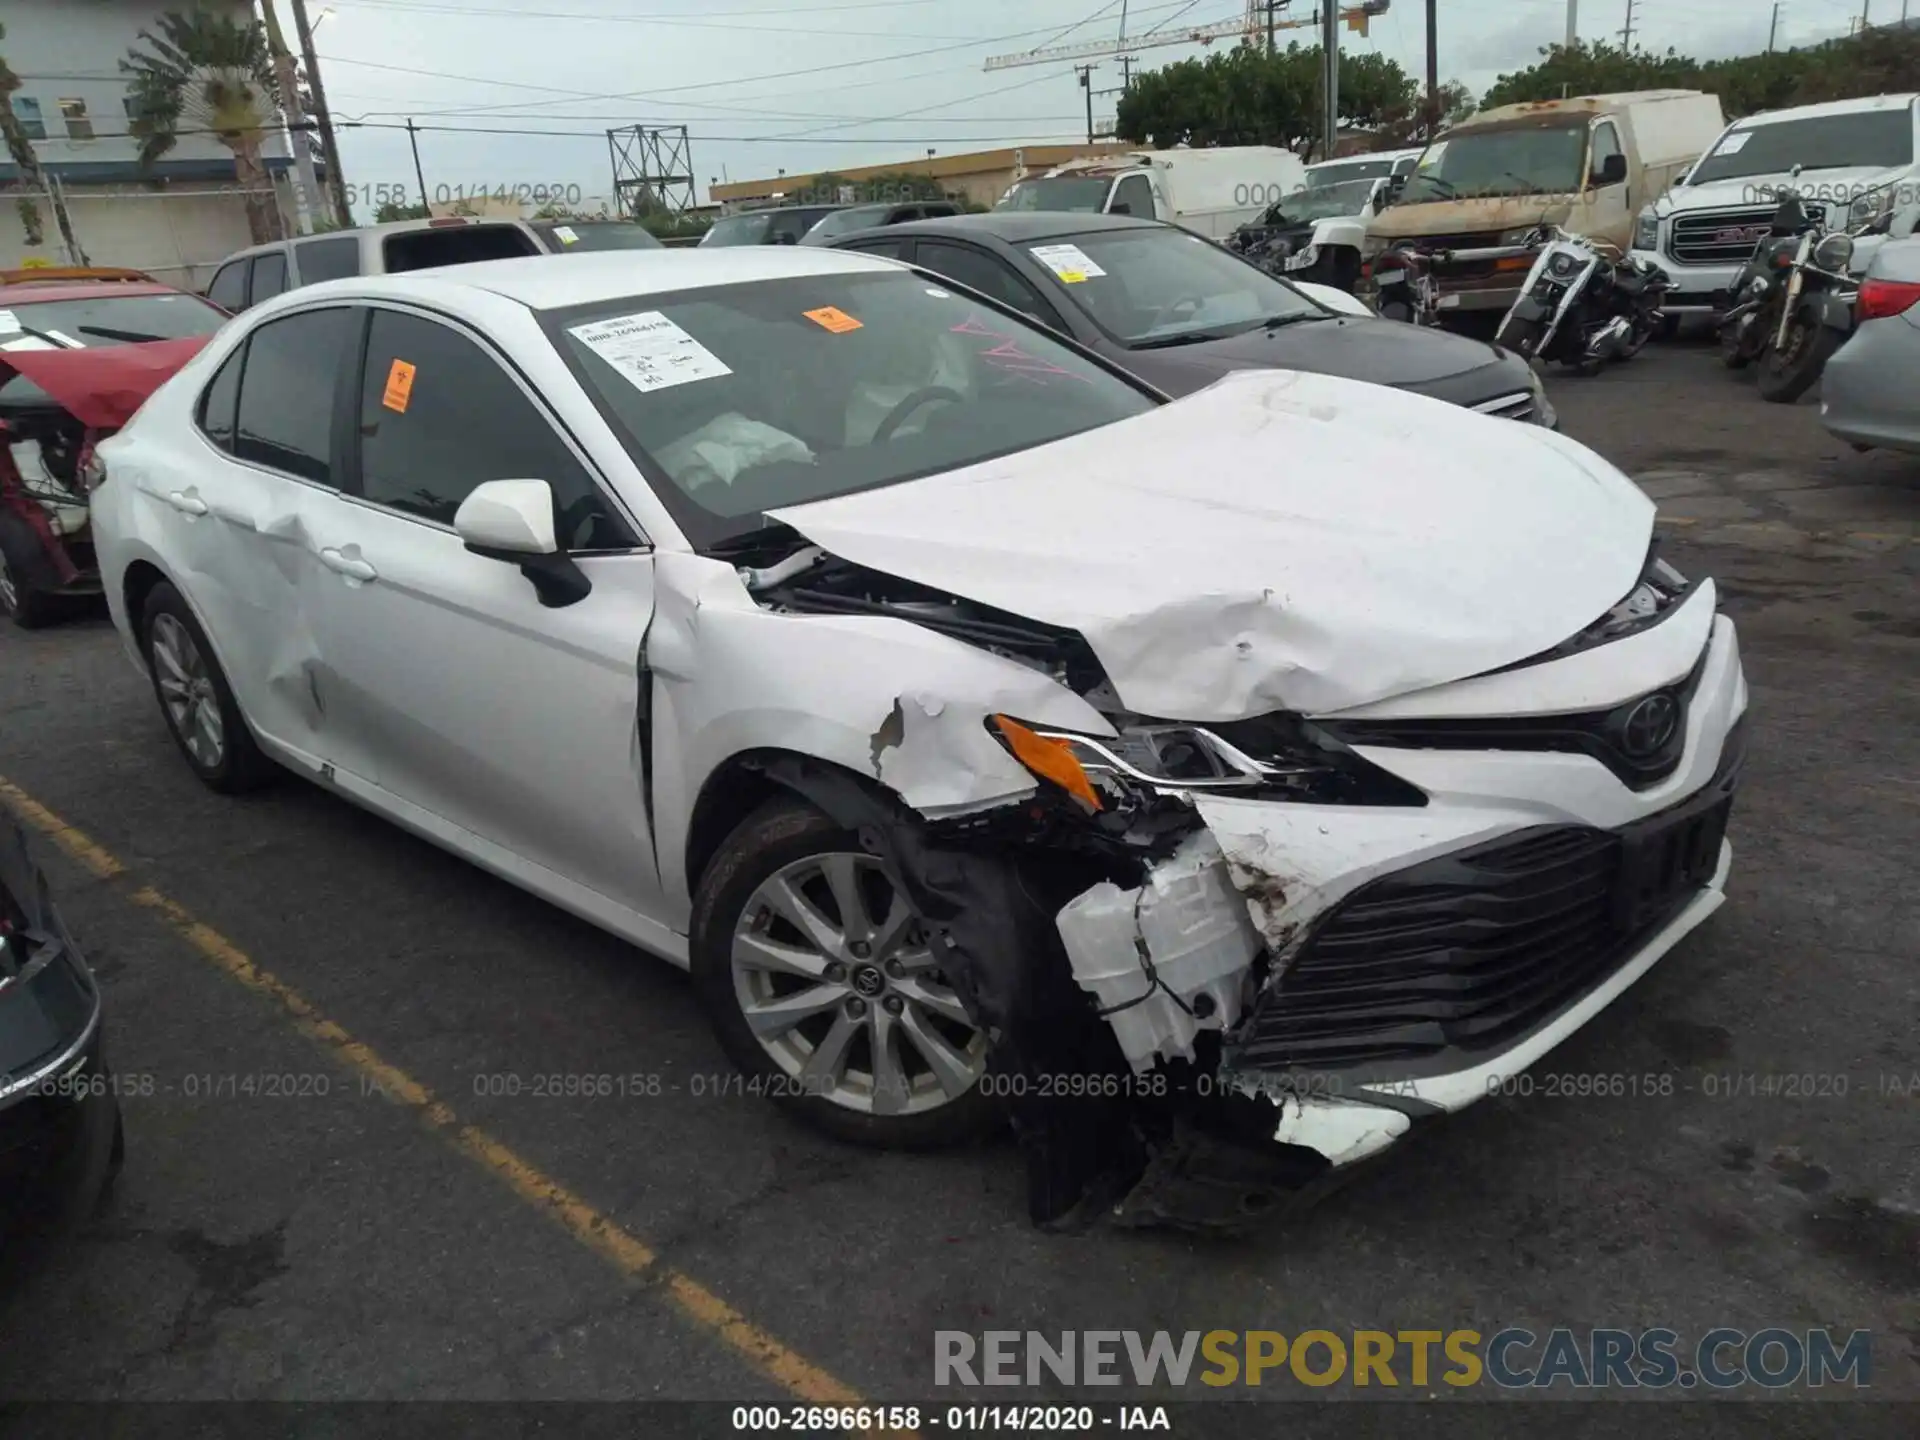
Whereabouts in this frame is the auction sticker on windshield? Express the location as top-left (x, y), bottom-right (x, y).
top-left (1031, 244), bottom-right (1107, 283)
top-left (803, 305), bottom-right (863, 333)
top-left (1715, 132), bottom-right (1753, 156)
top-left (570, 311), bottom-right (732, 393)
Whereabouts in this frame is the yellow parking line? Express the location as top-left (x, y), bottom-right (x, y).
top-left (1, 774), bottom-right (896, 1422)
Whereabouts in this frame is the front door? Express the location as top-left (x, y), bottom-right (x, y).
top-left (310, 302), bottom-right (664, 913)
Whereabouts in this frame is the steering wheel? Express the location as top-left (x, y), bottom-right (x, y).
top-left (872, 385), bottom-right (966, 445)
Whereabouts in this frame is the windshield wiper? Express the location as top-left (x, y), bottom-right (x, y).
top-left (76, 324), bottom-right (169, 343)
top-left (1130, 328), bottom-right (1237, 350)
top-left (1, 322), bottom-right (79, 349)
top-left (1263, 312), bottom-right (1323, 330)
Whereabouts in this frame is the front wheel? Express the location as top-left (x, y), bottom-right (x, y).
top-left (1720, 318), bottom-right (1756, 370)
top-left (690, 799), bottom-right (999, 1151)
top-left (0, 522), bottom-right (59, 629)
top-left (1757, 314), bottom-right (1840, 404)
top-left (140, 581), bottom-right (275, 793)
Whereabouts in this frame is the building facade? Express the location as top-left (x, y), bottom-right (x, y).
top-left (2, 0), bottom-right (301, 287)
top-left (709, 143), bottom-right (1137, 213)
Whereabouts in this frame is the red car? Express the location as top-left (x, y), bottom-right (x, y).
top-left (0, 267), bottom-right (229, 628)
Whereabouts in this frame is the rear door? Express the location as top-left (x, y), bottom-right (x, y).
top-left (137, 305), bottom-right (358, 763)
top-left (306, 302), bottom-right (664, 909)
top-left (204, 258), bottom-right (250, 312)
top-left (247, 250), bottom-right (290, 305)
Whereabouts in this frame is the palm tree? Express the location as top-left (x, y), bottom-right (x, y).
top-left (121, 8), bottom-right (284, 244)
top-left (2, 19), bottom-right (87, 260)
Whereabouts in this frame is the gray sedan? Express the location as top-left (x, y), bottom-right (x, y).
top-left (1823, 235), bottom-right (1920, 454)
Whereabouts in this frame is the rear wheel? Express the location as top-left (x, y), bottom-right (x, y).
top-left (690, 799), bottom-right (998, 1151)
top-left (140, 582), bottom-right (274, 793)
top-left (1757, 314), bottom-right (1840, 404)
top-left (1720, 317), bottom-right (1756, 370)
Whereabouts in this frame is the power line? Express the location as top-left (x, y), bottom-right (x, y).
top-left (338, 0), bottom-right (948, 17)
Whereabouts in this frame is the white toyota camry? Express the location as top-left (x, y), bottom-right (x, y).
top-left (89, 248), bottom-right (1747, 1229)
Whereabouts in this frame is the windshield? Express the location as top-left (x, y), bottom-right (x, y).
top-left (802, 206), bottom-right (894, 242)
top-left (1307, 157), bottom-right (1398, 187)
top-left (700, 213), bottom-right (775, 246)
top-left (545, 269), bottom-right (1154, 546)
top-left (0, 291), bottom-right (227, 351)
top-left (1256, 178), bottom-right (1379, 225)
top-left (1397, 124), bottom-right (1588, 202)
top-left (534, 221), bottom-right (663, 251)
top-left (997, 177), bottom-right (1111, 212)
top-left (1687, 110), bottom-right (1915, 185)
top-left (1020, 226), bottom-right (1320, 347)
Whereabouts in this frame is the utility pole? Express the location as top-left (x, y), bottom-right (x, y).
top-left (1266, 0), bottom-right (1279, 52)
top-left (1566, 0), bottom-right (1579, 48)
top-left (290, 0), bottom-right (349, 227)
top-left (257, 0), bottom-right (326, 232)
top-left (1768, 2), bottom-right (1780, 49)
top-left (1077, 65), bottom-right (1097, 144)
top-left (1425, 0), bottom-right (1439, 136)
top-left (406, 118), bottom-right (430, 212)
top-left (1620, 0), bottom-right (1637, 48)
top-left (1322, 2), bottom-right (1339, 163)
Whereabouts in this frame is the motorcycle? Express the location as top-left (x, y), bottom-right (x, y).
top-left (1494, 226), bottom-right (1670, 375)
top-left (1367, 243), bottom-right (1441, 327)
top-left (1756, 225), bottom-right (1862, 403)
top-left (1718, 192), bottom-right (1818, 372)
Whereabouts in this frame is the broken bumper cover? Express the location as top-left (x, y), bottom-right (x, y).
top-left (1062, 610), bottom-right (1746, 1185)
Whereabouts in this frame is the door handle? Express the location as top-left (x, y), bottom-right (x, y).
top-left (319, 547), bottom-right (378, 582)
top-left (166, 489), bottom-right (209, 516)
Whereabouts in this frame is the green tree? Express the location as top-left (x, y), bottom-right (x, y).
top-left (122, 8), bottom-right (283, 243)
top-left (2, 19), bottom-right (88, 259)
top-left (1115, 43), bottom-right (1420, 156)
top-left (374, 199), bottom-right (430, 223)
top-left (1480, 40), bottom-right (1699, 112)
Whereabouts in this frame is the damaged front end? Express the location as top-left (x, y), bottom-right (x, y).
top-left (733, 537), bottom-right (1451, 1235)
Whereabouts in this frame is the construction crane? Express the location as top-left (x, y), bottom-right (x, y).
top-left (984, 0), bottom-right (1390, 71)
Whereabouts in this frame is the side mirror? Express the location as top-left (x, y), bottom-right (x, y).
top-left (1109, 201), bottom-right (1133, 216)
top-left (1593, 153), bottom-right (1628, 187)
top-left (454, 478), bottom-right (592, 608)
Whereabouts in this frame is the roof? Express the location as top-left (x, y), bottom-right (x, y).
top-left (333, 246), bottom-right (898, 310)
top-left (0, 279), bottom-right (185, 305)
top-left (1464, 90), bottom-right (1714, 128)
top-left (710, 143), bottom-right (1135, 202)
top-left (218, 214), bottom-right (536, 261)
top-left (825, 211), bottom-right (1164, 244)
top-left (1308, 149), bottom-right (1422, 168)
top-left (1732, 92), bottom-right (1920, 126)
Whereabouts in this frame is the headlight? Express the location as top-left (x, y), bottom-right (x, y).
top-left (1633, 208), bottom-right (1660, 251)
top-left (1814, 232), bottom-right (1855, 273)
top-left (1283, 244), bottom-right (1319, 271)
top-left (1497, 227), bottom-right (1538, 247)
top-left (1848, 186), bottom-right (1891, 229)
top-left (989, 714), bottom-right (1429, 810)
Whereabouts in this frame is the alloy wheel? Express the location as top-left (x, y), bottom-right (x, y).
top-left (150, 613), bottom-right (226, 769)
top-left (0, 554), bottom-right (16, 615)
top-left (730, 852), bottom-right (987, 1117)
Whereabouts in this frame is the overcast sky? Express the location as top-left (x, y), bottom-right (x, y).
top-left (309, 0), bottom-right (1889, 212)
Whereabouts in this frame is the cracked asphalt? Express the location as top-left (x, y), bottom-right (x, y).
top-left (0, 337), bottom-right (1915, 1417)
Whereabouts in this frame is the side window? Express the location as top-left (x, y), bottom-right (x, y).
top-left (1590, 122), bottom-right (1625, 183)
top-left (1110, 174), bottom-right (1155, 217)
top-left (294, 235), bottom-right (360, 285)
top-left (195, 345), bottom-right (245, 452)
top-left (233, 308), bottom-right (357, 483)
top-left (885, 207), bottom-right (921, 223)
top-left (848, 235), bottom-right (914, 260)
top-left (355, 309), bottom-right (631, 550)
top-left (767, 211), bottom-right (814, 244)
top-left (916, 241), bottom-right (1064, 331)
top-left (249, 250), bottom-right (289, 302)
top-left (206, 260), bottom-right (250, 311)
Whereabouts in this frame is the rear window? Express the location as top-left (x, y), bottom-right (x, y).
top-left (532, 221), bottom-right (663, 252)
top-left (295, 234), bottom-right (360, 283)
top-left (700, 213), bottom-right (774, 247)
top-left (800, 207), bottom-right (893, 243)
top-left (381, 224), bottom-right (541, 273)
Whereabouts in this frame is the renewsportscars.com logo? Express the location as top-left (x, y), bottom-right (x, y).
top-left (934, 1328), bottom-right (1873, 1391)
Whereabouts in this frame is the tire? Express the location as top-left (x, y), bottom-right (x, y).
top-left (139, 581), bottom-right (274, 793)
top-left (1757, 315), bottom-right (1841, 404)
top-left (1720, 319), bottom-right (1756, 370)
top-left (0, 521), bottom-right (59, 630)
top-left (690, 798), bottom-right (999, 1151)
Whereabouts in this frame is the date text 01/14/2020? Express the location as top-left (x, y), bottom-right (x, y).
top-left (343, 182), bottom-right (586, 209)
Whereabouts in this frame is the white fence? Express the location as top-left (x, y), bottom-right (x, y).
top-left (2, 176), bottom-right (299, 290)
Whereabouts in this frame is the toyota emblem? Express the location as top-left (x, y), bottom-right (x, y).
top-left (1621, 694), bottom-right (1680, 758)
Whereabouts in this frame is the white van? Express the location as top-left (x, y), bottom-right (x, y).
top-left (1631, 92), bottom-right (1920, 318)
top-left (996, 148), bottom-right (1312, 240)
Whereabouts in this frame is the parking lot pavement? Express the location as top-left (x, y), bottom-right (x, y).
top-left (1, 340), bottom-right (1916, 1412)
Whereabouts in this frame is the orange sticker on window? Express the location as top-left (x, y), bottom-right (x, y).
top-left (803, 306), bottom-right (863, 333)
top-left (382, 358), bottom-right (416, 412)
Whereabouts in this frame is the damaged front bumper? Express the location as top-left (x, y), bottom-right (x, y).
top-left (1049, 612), bottom-right (1747, 1228)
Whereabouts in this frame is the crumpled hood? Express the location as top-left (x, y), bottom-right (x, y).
top-left (1660, 167), bottom-right (1906, 216)
top-left (766, 368), bottom-right (1653, 721)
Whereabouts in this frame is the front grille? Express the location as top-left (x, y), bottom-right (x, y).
top-left (1318, 650), bottom-right (1708, 792)
top-left (1471, 391), bottom-right (1536, 423)
top-left (1228, 718), bottom-right (1745, 1076)
top-left (1412, 232), bottom-right (1508, 252)
top-left (1668, 205), bottom-right (1826, 267)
